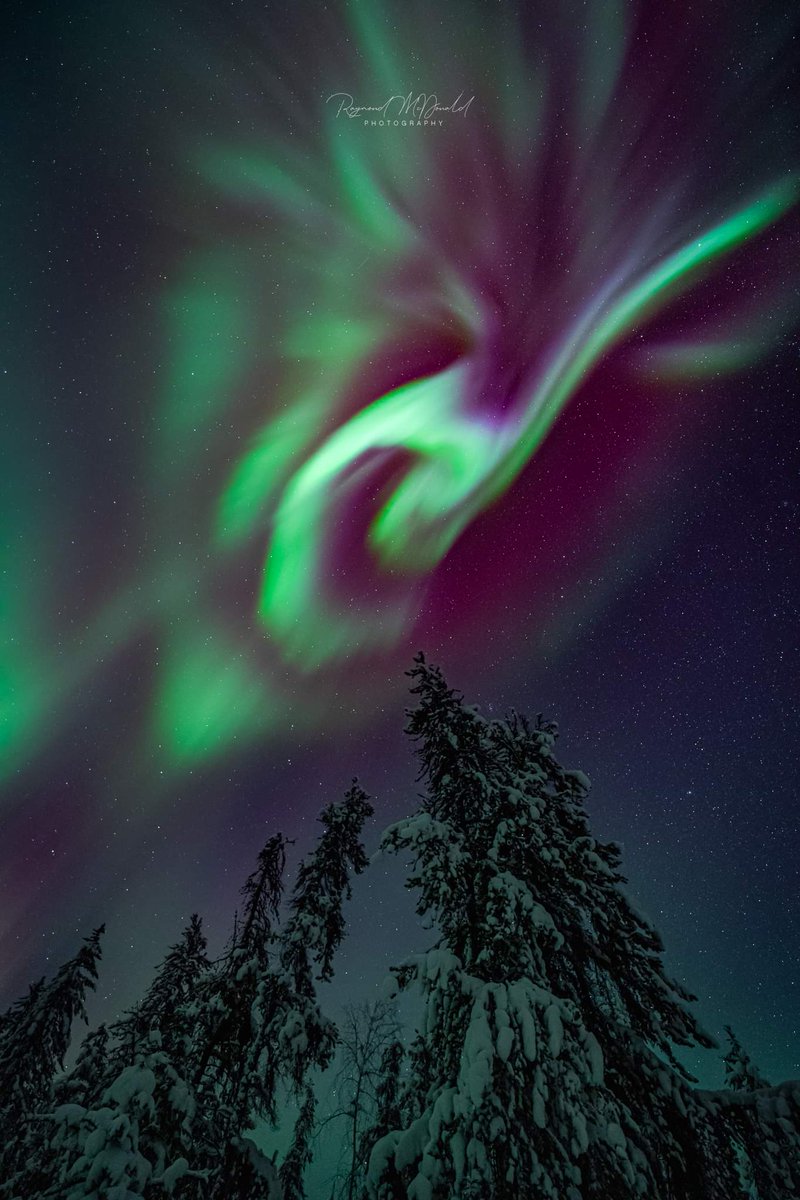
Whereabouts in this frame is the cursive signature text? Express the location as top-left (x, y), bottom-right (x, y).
top-left (327, 91), bottom-right (475, 121)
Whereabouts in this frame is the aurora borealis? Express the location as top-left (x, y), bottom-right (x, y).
top-left (259, 178), bottom-right (797, 669)
top-left (3, 0), bottom-right (799, 1103)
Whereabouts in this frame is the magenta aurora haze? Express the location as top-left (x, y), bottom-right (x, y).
top-left (2, 0), bottom-right (800, 1087)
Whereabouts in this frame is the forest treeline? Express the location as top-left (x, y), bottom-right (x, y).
top-left (1, 655), bottom-right (797, 1199)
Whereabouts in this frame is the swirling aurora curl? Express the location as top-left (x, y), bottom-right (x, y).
top-left (253, 180), bottom-right (797, 667)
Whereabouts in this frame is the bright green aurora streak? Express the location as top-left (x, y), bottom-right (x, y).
top-left (253, 178), bottom-right (797, 669)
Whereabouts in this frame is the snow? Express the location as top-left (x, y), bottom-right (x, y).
top-left (496, 1025), bottom-right (514, 1063)
top-left (367, 1130), bottom-right (401, 1187)
top-left (532, 1070), bottom-right (547, 1129)
top-left (460, 991), bottom-right (494, 1106)
top-left (583, 1030), bottom-right (604, 1085)
top-left (395, 1117), bottom-right (429, 1172)
top-left (160, 1156), bottom-right (189, 1193)
top-left (102, 1065), bottom-right (156, 1115)
top-left (507, 981), bottom-right (537, 1063)
top-left (545, 1004), bottom-right (563, 1058)
top-left (606, 1121), bottom-right (626, 1151)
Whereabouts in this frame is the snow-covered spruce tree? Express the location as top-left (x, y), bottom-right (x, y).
top-left (693, 1029), bottom-right (800, 1200)
top-left (0, 926), bottom-right (104, 1118)
top-left (366, 655), bottom-right (743, 1200)
top-left (193, 833), bottom-right (288, 1102)
top-left (18, 1023), bottom-right (114, 1196)
top-left (54, 1023), bottom-right (111, 1108)
top-left (24, 921), bottom-right (213, 1200)
top-left (279, 1084), bottom-right (316, 1200)
top-left (192, 783), bottom-right (373, 1199)
top-left (117, 913), bottom-right (210, 1062)
top-left (24, 915), bottom-right (213, 1200)
top-left (711, 1080), bottom-right (800, 1200)
top-left (270, 782), bottom-right (374, 1092)
top-left (178, 831), bottom-right (290, 1197)
top-left (0, 926), bottom-right (104, 1193)
top-left (33, 1027), bottom-right (207, 1200)
top-left (357, 1040), bottom-right (405, 1199)
top-left (61, 912), bottom-right (209, 1151)
top-left (723, 1027), bottom-right (770, 1092)
top-left (483, 709), bottom-right (741, 1198)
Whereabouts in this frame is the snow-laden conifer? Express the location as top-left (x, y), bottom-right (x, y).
top-left (280, 1084), bottom-right (317, 1200)
top-left (366, 656), bottom-right (760, 1199)
top-left (0, 927), bottom-right (104, 1194)
top-left (723, 1027), bottom-right (770, 1092)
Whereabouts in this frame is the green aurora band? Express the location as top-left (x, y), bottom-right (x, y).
top-left (244, 178), bottom-right (798, 669)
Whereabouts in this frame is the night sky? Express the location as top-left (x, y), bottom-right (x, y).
top-left (3, 0), bottom-right (799, 1099)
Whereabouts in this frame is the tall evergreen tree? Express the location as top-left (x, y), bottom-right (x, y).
top-left (54, 1023), bottom-right (111, 1108)
top-left (139, 913), bottom-right (209, 1047)
top-left (189, 830), bottom-right (289, 1173)
top-left (280, 1084), bottom-right (317, 1200)
top-left (703, 1027), bottom-right (800, 1200)
top-left (357, 1039), bottom-right (405, 1200)
top-left (0, 928), bottom-right (105, 1197)
top-left (103, 913), bottom-right (210, 1091)
top-left (281, 783), bottom-right (374, 985)
top-left (33, 916), bottom-right (215, 1200)
top-left (194, 784), bottom-right (373, 1199)
top-left (22, 921), bottom-right (208, 1200)
top-left (270, 782), bottom-right (374, 1094)
top-left (37, 1028), bottom-right (201, 1200)
top-left (723, 1027), bottom-right (770, 1092)
top-left (365, 656), bottom-right (761, 1200)
top-left (0, 927), bottom-right (104, 1115)
top-left (0, 927), bottom-right (104, 1189)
